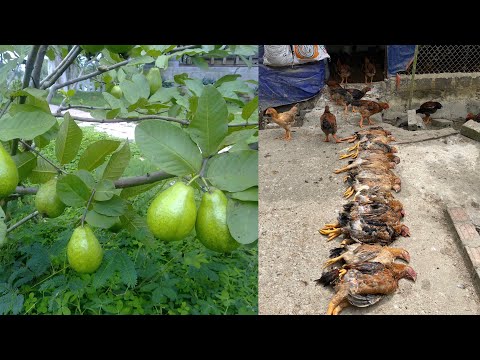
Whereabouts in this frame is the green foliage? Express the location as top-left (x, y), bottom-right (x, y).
top-left (226, 199), bottom-right (258, 244)
top-left (206, 150), bottom-right (258, 192)
top-left (135, 121), bottom-right (202, 176)
top-left (0, 44), bottom-right (259, 315)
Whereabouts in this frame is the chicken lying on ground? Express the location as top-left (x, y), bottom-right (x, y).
top-left (264, 104), bottom-right (298, 141)
top-left (320, 198), bottom-right (406, 240)
top-left (339, 138), bottom-right (397, 160)
top-left (344, 168), bottom-right (402, 195)
top-left (340, 127), bottom-right (394, 143)
top-left (466, 113), bottom-right (480, 122)
top-left (320, 106), bottom-right (341, 143)
top-left (334, 157), bottom-right (397, 175)
top-left (320, 216), bottom-right (410, 244)
top-left (315, 261), bottom-right (416, 315)
top-left (351, 100), bottom-right (390, 127)
top-left (416, 101), bottom-right (442, 125)
top-left (322, 243), bottom-right (410, 269)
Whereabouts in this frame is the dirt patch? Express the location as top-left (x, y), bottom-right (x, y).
top-left (258, 120), bottom-right (480, 315)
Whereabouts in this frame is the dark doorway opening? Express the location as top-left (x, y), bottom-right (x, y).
top-left (325, 45), bottom-right (386, 84)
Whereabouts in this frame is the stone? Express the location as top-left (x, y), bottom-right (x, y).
top-left (407, 110), bottom-right (425, 131)
top-left (460, 120), bottom-right (480, 142)
top-left (431, 118), bottom-right (453, 128)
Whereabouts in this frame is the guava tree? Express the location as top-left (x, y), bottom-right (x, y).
top-left (0, 45), bottom-right (258, 314)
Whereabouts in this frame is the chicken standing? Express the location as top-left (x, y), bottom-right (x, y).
top-left (336, 58), bottom-right (351, 85)
top-left (416, 101), bottom-right (442, 125)
top-left (320, 106), bottom-right (341, 143)
top-left (363, 57), bottom-right (376, 84)
top-left (351, 100), bottom-right (390, 128)
top-left (264, 104), bottom-right (298, 141)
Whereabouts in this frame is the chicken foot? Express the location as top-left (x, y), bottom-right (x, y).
top-left (344, 187), bottom-right (355, 198)
top-left (319, 228), bottom-right (342, 241)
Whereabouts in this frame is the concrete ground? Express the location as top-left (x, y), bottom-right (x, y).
top-left (50, 105), bottom-right (134, 139)
top-left (258, 109), bottom-right (480, 314)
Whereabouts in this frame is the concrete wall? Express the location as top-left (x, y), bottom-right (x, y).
top-left (381, 73), bottom-right (480, 120)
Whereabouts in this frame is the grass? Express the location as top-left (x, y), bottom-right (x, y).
top-left (50, 91), bottom-right (107, 107)
top-left (1, 127), bottom-right (258, 315)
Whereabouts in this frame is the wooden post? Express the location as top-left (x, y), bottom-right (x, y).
top-left (407, 45), bottom-right (419, 110)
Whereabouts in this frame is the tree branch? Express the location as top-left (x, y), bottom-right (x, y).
top-left (53, 113), bottom-right (190, 125)
top-left (114, 170), bottom-right (173, 188)
top-left (40, 45), bottom-right (82, 89)
top-left (31, 45), bottom-right (48, 88)
top-left (11, 45), bottom-right (41, 156)
top-left (81, 189), bottom-right (96, 227)
top-left (22, 45), bottom-right (40, 90)
top-left (51, 59), bottom-right (130, 91)
top-left (0, 99), bottom-right (12, 120)
top-left (18, 140), bottom-right (66, 174)
top-left (52, 112), bottom-right (257, 127)
top-left (6, 211), bottom-right (39, 233)
top-left (15, 170), bottom-right (174, 195)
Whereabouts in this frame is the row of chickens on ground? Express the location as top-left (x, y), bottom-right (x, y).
top-left (315, 127), bottom-right (417, 315)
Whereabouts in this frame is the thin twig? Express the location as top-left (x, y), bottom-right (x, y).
top-left (52, 113), bottom-right (189, 125)
top-left (52, 112), bottom-right (256, 127)
top-left (81, 189), bottom-right (96, 227)
top-left (19, 140), bottom-right (66, 174)
top-left (0, 99), bottom-right (12, 120)
top-left (169, 45), bottom-right (198, 53)
top-left (392, 131), bottom-right (459, 145)
top-left (199, 157), bottom-right (210, 191)
top-left (59, 104), bottom-right (110, 111)
top-left (51, 59), bottom-right (130, 91)
top-left (40, 45), bottom-right (82, 89)
top-left (6, 211), bottom-right (39, 233)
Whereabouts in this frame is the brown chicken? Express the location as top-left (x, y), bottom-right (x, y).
top-left (337, 58), bottom-right (351, 85)
top-left (334, 157), bottom-right (397, 175)
top-left (320, 106), bottom-right (341, 143)
top-left (343, 170), bottom-right (402, 197)
top-left (340, 127), bottom-right (395, 144)
top-left (363, 57), bottom-right (376, 84)
top-left (466, 113), bottom-right (480, 122)
top-left (320, 200), bottom-right (406, 241)
top-left (416, 101), bottom-right (442, 125)
top-left (264, 104), bottom-right (298, 141)
top-left (351, 100), bottom-right (389, 128)
top-left (316, 262), bottom-right (416, 315)
top-left (322, 243), bottom-right (410, 269)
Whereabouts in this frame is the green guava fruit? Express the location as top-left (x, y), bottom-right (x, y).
top-left (146, 67), bottom-right (162, 95)
top-left (67, 225), bottom-right (103, 274)
top-left (34, 178), bottom-right (66, 218)
top-left (110, 85), bottom-right (123, 99)
top-left (196, 188), bottom-right (240, 253)
top-left (0, 143), bottom-right (19, 199)
top-left (146, 182), bottom-right (197, 242)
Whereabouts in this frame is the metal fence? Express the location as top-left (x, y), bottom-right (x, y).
top-left (406, 45), bottom-right (480, 75)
